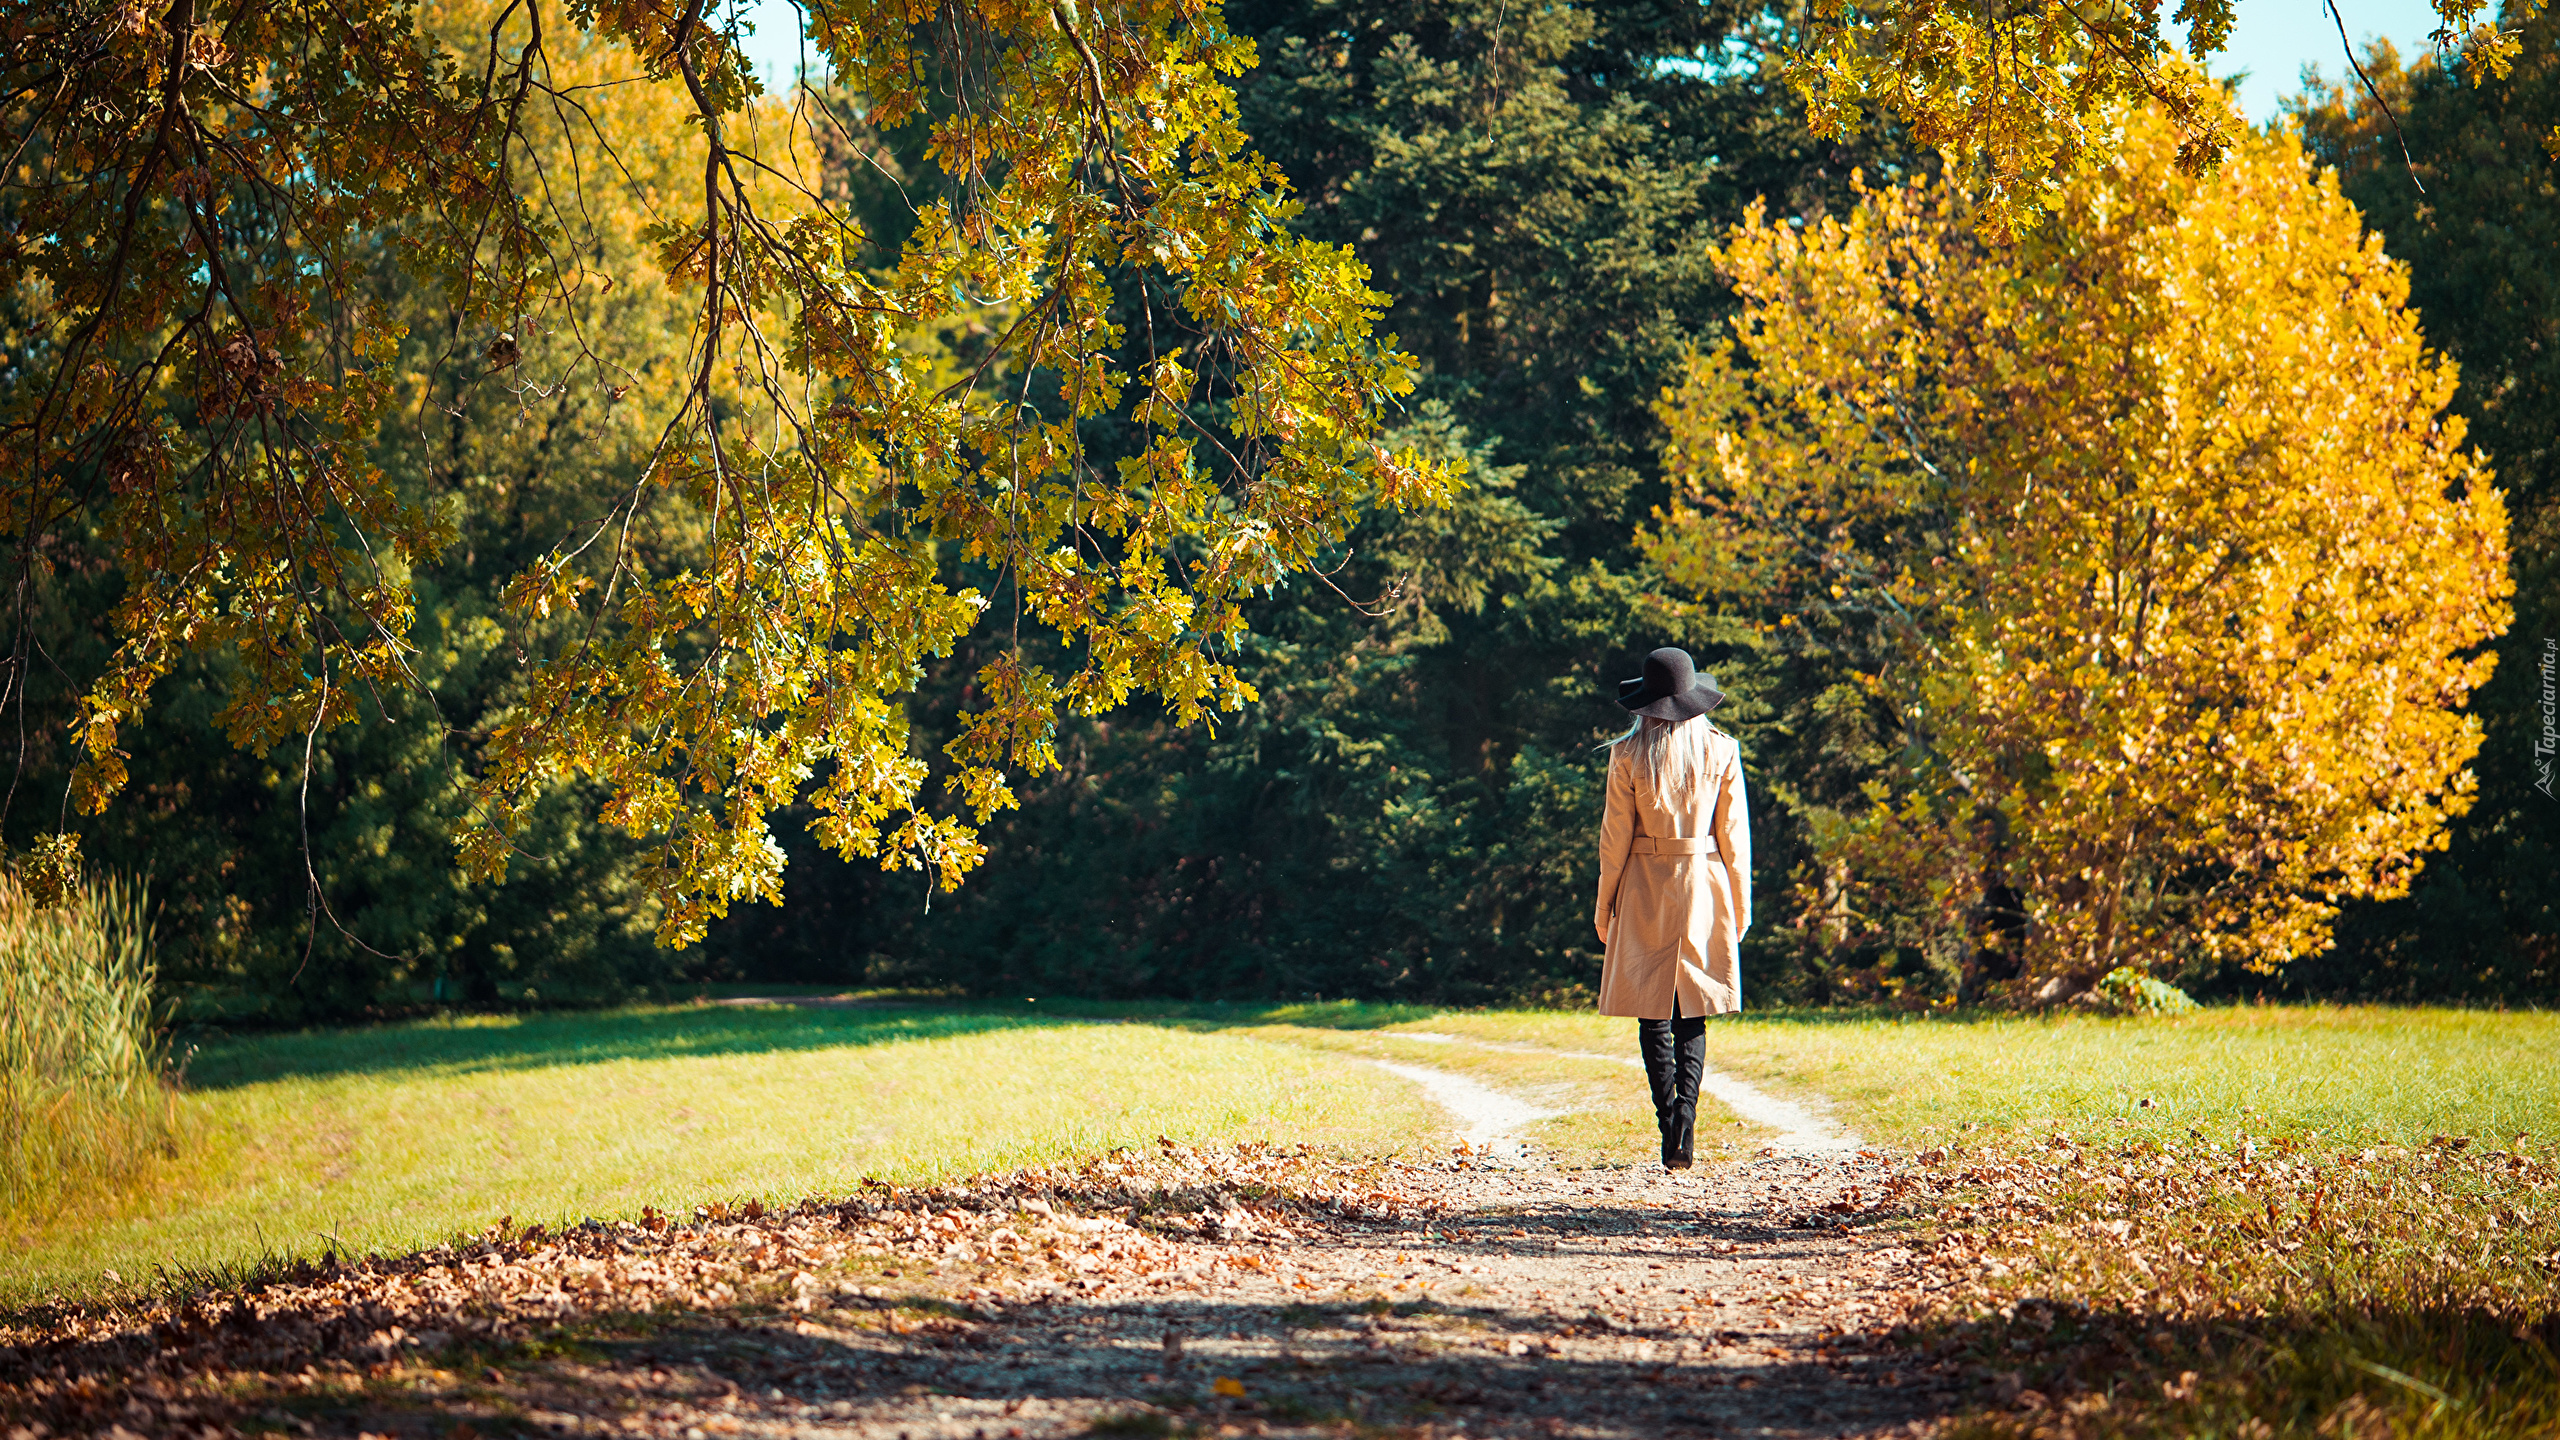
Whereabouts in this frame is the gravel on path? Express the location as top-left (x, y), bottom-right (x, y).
top-left (756, 1148), bottom-right (1952, 1439)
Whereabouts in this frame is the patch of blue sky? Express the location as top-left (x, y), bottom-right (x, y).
top-left (2189, 0), bottom-right (2449, 120)
top-left (1653, 24), bottom-right (1773, 84)
top-left (727, 0), bottom-right (2453, 122)
top-left (731, 0), bottom-right (831, 90)
top-left (1576, 0), bottom-right (2458, 129)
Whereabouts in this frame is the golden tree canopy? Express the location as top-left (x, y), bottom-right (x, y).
top-left (2, 0), bottom-right (1452, 939)
top-left (1652, 111), bottom-right (2512, 997)
top-left (1784, 0), bottom-right (2549, 234)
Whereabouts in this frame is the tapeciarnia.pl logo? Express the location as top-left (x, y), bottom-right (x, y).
top-left (2539, 636), bottom-right (2557, 800)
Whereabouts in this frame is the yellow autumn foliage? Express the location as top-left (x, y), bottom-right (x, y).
top-left (1783, 3), bottom-right (2541, 237)
top-left (1651, 111), bottom-right (2513, 999)
top-left (5, 0), bottom-right (1447, 942)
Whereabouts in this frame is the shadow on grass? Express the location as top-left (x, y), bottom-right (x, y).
top-left (178, 1005), bottom-right (1070, 1090)
top-left (1909, 1290), bottom-right (2560, 1438)
top-left (1087, 999), bottom-right (2120, 1036)
top-left (174, 993), bottom-right (2203, 1095)
top-left (27, 1153), bottom-right (2553, 1438)
top-left (0, 1185), bottom-right (1953, 1438)
top-left (174, 997), bottom-right (1478, 1092)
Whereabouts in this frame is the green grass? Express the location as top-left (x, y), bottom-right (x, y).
top-left (3, 1003), bottom-right (1435, 1305)
top-left (1216, 1022), bottom-right (1750, 1165)
top-left (1277, 999), bottom-right (2560, 1440)
top-left (1, 873), bottom-right (174, 1216)
top-left (1346, 1004), bottom-right (2560, 1147)
top-left (23, 991), bottom-right (2557, 1338)
top-left (1229, 998), bottom-right (2560, 1438)
top-left (1923, 1131), bottom-right (2560, 1440)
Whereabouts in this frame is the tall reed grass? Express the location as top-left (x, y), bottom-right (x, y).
top-left (0, 873), bottom-right (174, 1216)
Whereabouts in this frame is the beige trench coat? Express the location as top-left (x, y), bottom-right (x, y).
top-left (1593, 720), bottom-right (1752, 1018)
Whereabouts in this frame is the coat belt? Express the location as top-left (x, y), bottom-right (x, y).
top-left (1630, 835), bottom-right (1717, 857)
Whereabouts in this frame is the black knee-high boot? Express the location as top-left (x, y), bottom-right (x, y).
top-left (1637, 1019), bottom-right (1677, 1165)
top-left (1637, 1012), bottom-right (1707, 1168)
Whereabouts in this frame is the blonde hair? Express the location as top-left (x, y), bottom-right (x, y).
top-left (1605, 713), bottom-right (1721, 810)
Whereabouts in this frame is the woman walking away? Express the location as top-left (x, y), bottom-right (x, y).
top-left (1594, 647), bottom-right (1752, 1170)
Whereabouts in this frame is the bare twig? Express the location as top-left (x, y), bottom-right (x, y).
top-left (2325, 0), bottom-right (2424, 192)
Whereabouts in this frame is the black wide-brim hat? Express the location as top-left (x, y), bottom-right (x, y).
top-left (1616, 647), bottom-right (1724, 721)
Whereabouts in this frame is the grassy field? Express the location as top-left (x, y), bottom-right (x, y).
top-left (1160, 1001), bottom-right (2560, 1436)
top-left (1213, 1018), bottom-right (1752, 1165)
top-left (1, 875), bottom-right (173, 1216)
top-left (19, 993), bottom-right (2555, 1342)
top-left (1333, 1003), bottom-right (2560, 1148)
top-left (1, 1003), bottom-right (1438, 1304)
top-left (1316, 1001), bottom-right (2560, 1440)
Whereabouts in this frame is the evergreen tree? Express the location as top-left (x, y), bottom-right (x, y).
top-left (12, 23), bottom-right (711, 1019)
top-left (719, 0), bottom-right (1914, 1002)
top-left (2284, 19), bottom-right (2560, 1002)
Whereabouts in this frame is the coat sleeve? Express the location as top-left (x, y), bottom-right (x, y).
top-left (1594, 743), bottom-right (1635, 942)
top-left (1712, 735), bottom-right (1753, 936)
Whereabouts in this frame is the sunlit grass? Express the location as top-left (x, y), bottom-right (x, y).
top-left (1294, 1001), bottom-right (2560, 1439)
top-left (1367, 1005), bottom-right (2560, 1147)
top-left (1915, 1131), bottom-right (2560, 1439)
top-left (3, 1004), bottom-right (1435, 1305)
top-left (24, 987), bottom-right (2554, 1351)
top-left (0, 874), bottom-right (175, 1217)
top-left (1221, 1023), bottom-right (1752, 1166)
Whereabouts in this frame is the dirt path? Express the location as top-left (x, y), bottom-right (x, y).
top-left (1365, 1060), bottom-right (1564, 1164)
top-left (1392, 1034), bottom-right (1863, 1156)
top-left (2, 1051), bottom-right (1963, 1440)
top-left (782, 1149), bottom-right (1953, 1439)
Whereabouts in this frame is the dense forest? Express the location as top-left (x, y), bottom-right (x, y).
top-left (2286, 15), bottom-right (2560, 1004)
top-left (13, 0), bottom-right (2552, 1020)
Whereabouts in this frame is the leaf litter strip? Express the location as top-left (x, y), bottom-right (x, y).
top-left (5, 1059), bottom-right (1950, 1437)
